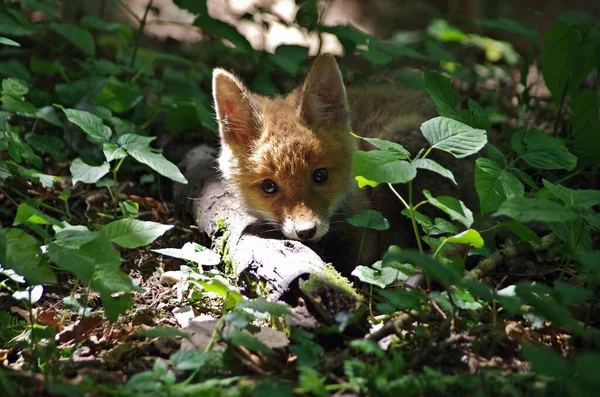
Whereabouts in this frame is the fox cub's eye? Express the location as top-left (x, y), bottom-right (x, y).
top-left (313, 168), bottom-right (328, 184)
top-left (262, 179), bottom-right (278, 194)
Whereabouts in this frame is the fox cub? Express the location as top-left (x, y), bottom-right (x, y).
top-left (212, 55), bottom-right (476, 270)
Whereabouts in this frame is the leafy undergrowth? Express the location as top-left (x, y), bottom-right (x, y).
top-left (1, 1), bottom-right (600, 396)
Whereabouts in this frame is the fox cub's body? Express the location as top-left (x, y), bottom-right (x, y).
top-left (212, 55), bottom-right (475, 270)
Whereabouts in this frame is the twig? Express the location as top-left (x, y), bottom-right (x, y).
top-left (367, 310), bottom-right (418, 342)
top-left (130, 0), bottom-right (154, 68)
top-left (465, 234), bottom-right (558, 281)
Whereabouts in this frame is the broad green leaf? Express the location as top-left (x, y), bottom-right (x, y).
top-left (0, 12), bottom-right (36, 37)
top-left (548, 218), bottom-right (592, 252)
top-left (0, 37), bottom-right (20, 47)
top-left (48, 243), bottom-right (96, 284)
top-left (4, 228), bottom-right (56, 284)
top-left (420, 117), bottom-right (487, 158)
top-left (443, 229), bottom-right (484, 248)
top-left (13, 202), bottom-right (61, 226)
top-left (476, 18), bottom-right (538, 42)
top-left (2, 77), bottom-right (28, 96)
top-left (522, 345), bottom-right (570, 381)
top-left (174, 0), bottom-right (208, 15)
top-left (377, 289), bottom-right (425, 312)
top-left (62, 108), bottom-right (111, 143)
top-left (236, 297), bottom-right (290, 317)
top-left (382, 247), bottom-right (461, 285)
top-left (380, 245), bottom-right (417, 276)
top-left (54, 225), bottom-right (101, 249)
top-left (352, 263), bottom-right (407, 288)
top-left (70, 158), bottom-right (110, 185)
top-left (4, 126), bottom-right (42, 168)
top-left (485, 143), bottom-right (506, 166)
top-left (0, 225), bottom-right (6, 264)
top-left (80, 15), bottom-right (133, 40)
top-left (269, 45), bottom-right (309, 76)
top-left (352, 151), bottom-right (416, 186)
top-left (542, 20), bottom-right (595, 102)
top-left (571, 90), bottom-right (600, 162)
top-left (495, 197), bottom-right (578, 223)
top-left (430, 218), bottom-right (459, 235)
top-left (427, 19), bottom-right (467, 42)
top-left (347, 209), bottom-right (389, 230)
top-left (50, 23), bottom-right (96, 57)
top-left (136, 327), bottom-right (189, 340)
top-left (191, 274), bottom-right (243, 309)
top-left (543, 179), bottom-right (600, 207)
top-left (475, 157), bottom-right (524, 215)
top-left (359, 47), bottom-right (393, 65)
top-left (412, 158), bottom-right (457, 185)
top-left (449, 287), bottom-right (482, 310)
top-left (423, 190), bottom-right (474, 228)
top-left (498, 220), bottom-right (541, 243)
top-left (459, 99), bottom-right (491, 131)
top-left (26, 135), bottom-right (66, 162)
top-left (351, 135), bottom-right (411, 159)
top-left (194, 16), bottom-right (252, 52)
top-left (36, 106), bottom-right (64, 127)
top-left (423, 68), bottom-right (461, 118)
top-left (103, 143), bottom-right (127, 162)
top-left (170, 350), bottom-right (210, 371)
top-left (152, 242), bottom-right (220, 266)
top-left (512, 128), bottom-right (577, 171)
top-left (96, 77), bottom-right (143, 113)
top-left (1, 94), bottom-right (37, 114)
top-left (101, 219), bottom-right (173, 248)
top-left (228, 330), bottom-right (271, 354)
top-left (576, 251), bottom-right (600, 285)
top-left (127, 147), bottom-right (188, 184)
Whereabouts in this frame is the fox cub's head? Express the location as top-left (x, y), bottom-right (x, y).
top-left (212, 55), bottom-right (356, 242)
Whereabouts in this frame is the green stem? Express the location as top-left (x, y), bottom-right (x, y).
top-left (355, 228), bottom-right (366, 267)
top-left (432, 239), bottom-right (448, 259)
top-left (111, 157), bottom-right (126, 218)
top-left (553, 82), bottom-right (568, 135)
top-left (130, 0), bottom-right (154, 68)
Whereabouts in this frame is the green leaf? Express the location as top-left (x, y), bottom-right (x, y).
top-left (430, 218), bottom-right (459, 236)
top-left (1, 94), bottom-right (37, 114)
top-left (228, 330), bottom-right (272, 354)
top-left (423, 190), bottom-right (474, 228)
top-left (269, 45), bottom-right (309, 76)
top-left (427, 19), bottom-right (467, 42)
top-left (420, 117), bottom-right (487, 158)
top-left (347, 209), bottom-right (390, 230)
top-left (174, 0), bottom-right (208, 15)
top-left (443, 229), bottom-right (484, 248)
top-left (101, 219), bottom-right (173, 248)
top-left (13, 202), bottom-right (61, 226)
top-left (2, 77), bottom-right (28, 96)
top-left (0, 59), bottom-right (32, 81)
top-left (95, 77), bottom-right (143, 113)
top-left (236, 297), bottom-right (291, 317)
top-left (48, 243), bottom-right (96, 284)
top-left (543, 179), bottom-right (600, 207)
top-left (70, 158), bottom-right (110, 185)
top-left (118, 134), bottom-right (187, 184)
top-left (136, 327), bottom-right (189, 340)
top-left (494, 197), bottom-right (578, 223)
top-left (352, 151), bottom-right (416, 187)
top-left (0, 37), bottom-right (20, 47)
top-left (0, 12), bottom-right (36, 37)
top-left (192, 274), bottom-right (243, 309)
top-left (26, 135), bottom-right (67, 162)
top-left (412, 158), bottom-right (457, 185)
top-left (382, 247), bottom-right (461, 285)
top-left (571, 90), bottom-right (600, 162)
top-left (475, 157), bottom-right (524, 215)
top-left (170, 350), bottom-right (210, 371)
top-left (476, 18), bottom-right (538, 42)
top-left (0, 225), bottom-right (6, 264)
top-left (511, 128), bottom-right (577, 171)
top-left (352, 263), bottom-right (408, 288)
top-left (50, 23), bottom-right (96, 57)
top-left (62, 108), bottom-right (112, 144)
top-left (152, 241), bottom-right (220, 266)
top-left (542, 20), bottom-right (595, 102)
top-left (194, 16), bottom-right (252, 53)
top-left (522, 345), bottom-right (570, 381)
top-left (352, 135), bottom-right (411, 158)
top-left (498, 220), bottom-right (541, 243)
top-left (54, 225), bottom-right (101, 249)
top-left (103, 143), bottom-right (127, 162)
top-left (4, 228), bottom-right (56, 284)
top-left (423, 68), bottom-right (461, 118)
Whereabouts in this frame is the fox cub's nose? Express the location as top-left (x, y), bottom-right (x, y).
top-left (295, 223), bottom-right (317, 240)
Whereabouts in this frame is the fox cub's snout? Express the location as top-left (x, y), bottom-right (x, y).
top-left (212, 55), bottom-right (356, 241)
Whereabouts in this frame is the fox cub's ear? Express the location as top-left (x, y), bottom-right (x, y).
top-left (213, 69), bottom-right (260, 146)
top-left (298, 54), bottom-right (349, 131)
